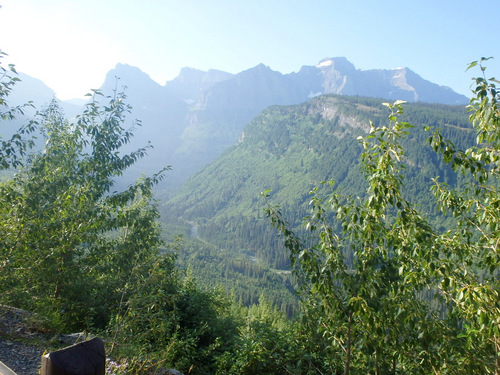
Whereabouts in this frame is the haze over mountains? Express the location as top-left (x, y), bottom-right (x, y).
top-left (8, 57), bottom-right (469, 190)
top-left (4, 55), bottom-right (475, 309)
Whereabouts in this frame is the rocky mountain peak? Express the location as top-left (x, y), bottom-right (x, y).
top-left (106, 63), bottom-right (155, 83)
top-left (166, 67), bottom-right (233, 103)
top-left (316, 57), bottom-right (356, 73)
top-left (99, 63), bottom-right (163, 98)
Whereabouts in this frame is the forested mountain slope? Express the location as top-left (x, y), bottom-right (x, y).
top-left (162, 95), bottom-right (474, 309)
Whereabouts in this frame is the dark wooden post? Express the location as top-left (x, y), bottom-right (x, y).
top-left (41, 337), bottom-right (105, 375)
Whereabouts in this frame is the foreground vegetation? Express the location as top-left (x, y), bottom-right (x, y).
top-left (1, 49), bottom-right (499, 374)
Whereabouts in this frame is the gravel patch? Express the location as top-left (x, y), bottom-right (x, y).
top-left (0, 340), bottom-right (44, 375)
top-left (0, 305), bottom-right (50, 375)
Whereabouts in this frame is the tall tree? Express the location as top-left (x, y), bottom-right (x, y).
top-left (265, 59), bottom-right (500, 374)
top-left (425, 58), bottom-right (500, 373)
top-left (0, 90), bottom-right (167, 330)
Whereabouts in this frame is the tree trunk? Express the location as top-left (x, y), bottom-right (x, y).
top-left (344, 313), bottom-right (352, 375)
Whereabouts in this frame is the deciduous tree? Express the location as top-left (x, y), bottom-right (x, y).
top-left (265, 59), bottom-right (500, 374)
top-left (0, 89), bottom-right (167, 330)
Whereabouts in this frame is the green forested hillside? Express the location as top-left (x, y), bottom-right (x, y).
top-left (162, 95), bottom-right (475, 309)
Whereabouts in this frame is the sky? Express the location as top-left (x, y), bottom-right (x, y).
top-left (0, 0), bottom-right (499, 100)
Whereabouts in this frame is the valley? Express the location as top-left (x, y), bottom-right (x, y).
top-left (161, 94), bottom-right (474, 310)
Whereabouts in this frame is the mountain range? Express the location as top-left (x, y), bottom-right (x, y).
top-left (7, 57), bottom-right (468, 191)
top-left (4, 56), bottom-right (475, 309)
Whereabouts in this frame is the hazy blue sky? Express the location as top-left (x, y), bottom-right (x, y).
top-left (1, 0), bottom-right (498, 100)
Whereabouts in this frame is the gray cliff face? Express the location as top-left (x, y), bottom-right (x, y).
top-left (317, 57), bottom-right (357, 94)
top-left (165, 67), bottom-right (233, 104)
top-left (195, 64), bottom-right (304, 111)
